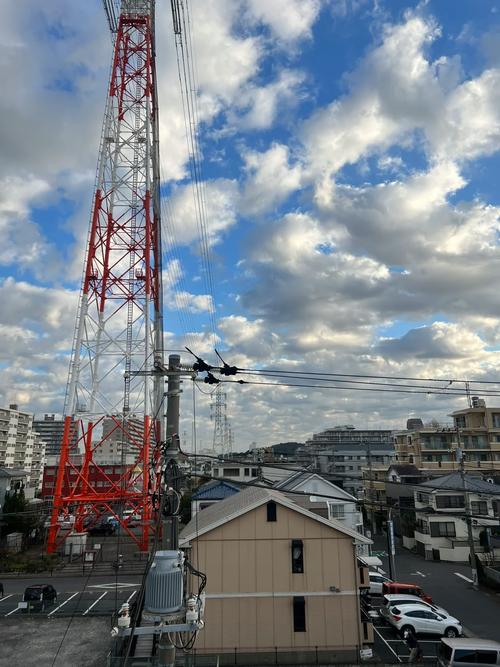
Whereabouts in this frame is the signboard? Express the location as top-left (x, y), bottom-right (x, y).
top-left (84, 550), bottom-right (96, 563)
top-left (360, 648), bottom-right (373, 660)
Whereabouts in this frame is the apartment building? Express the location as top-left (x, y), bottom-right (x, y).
top-left (394, 399), bottom-right (500, 475)
top-left (211, 461), bottom-right (299, 485)
top-left (180, 486), bottom-right (372, 664)
top-left (413, 472), bottom-right (500, 562)
top-left (0, 404), bottom-right (45, 494)
top-left (315, 443), bottom-right (394, 497)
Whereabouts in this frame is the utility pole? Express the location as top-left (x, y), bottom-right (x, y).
top-left (366, 441), bottom-right (376, 537)
top-left (386, 504), bottom-right (397, 581)
top-left (456, 428), bottom-right (479, 590)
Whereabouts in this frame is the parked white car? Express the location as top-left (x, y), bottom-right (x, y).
top-left (386, 603), bottom-right (462, 638)
top-left (368, 571), bottom-right (392, 595)
top-left (380, 594), bottom-right (449, 623)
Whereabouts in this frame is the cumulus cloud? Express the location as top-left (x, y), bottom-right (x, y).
top-left (165, 178), bottom-right (239, 247)
top-left (240, 144), bottom-right (303, 216)
top-left (244, 0), bottom-right (321, 43)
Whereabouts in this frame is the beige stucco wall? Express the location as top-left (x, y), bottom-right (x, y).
top-left (185, 502), bottom-right (365, 653)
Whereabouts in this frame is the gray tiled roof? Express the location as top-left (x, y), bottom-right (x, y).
top-left (419, 472), bottom-right (500, 494)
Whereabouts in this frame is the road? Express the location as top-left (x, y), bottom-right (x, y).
top-left (373, 535), bottom-right (500, 642)
top-left (0, 574), bottom-right (142, 618)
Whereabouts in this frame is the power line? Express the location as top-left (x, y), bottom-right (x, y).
top-left (215, 377), bottom-right (500, 397)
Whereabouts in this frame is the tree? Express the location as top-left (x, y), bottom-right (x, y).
top-left (1, 490), bottom-right (39, 536)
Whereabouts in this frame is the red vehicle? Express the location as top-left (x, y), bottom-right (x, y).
top-left (382, 582), bottom-right (433, 604)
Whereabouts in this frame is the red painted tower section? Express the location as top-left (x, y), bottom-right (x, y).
top-left (48, 1), bottom-right (163, 554)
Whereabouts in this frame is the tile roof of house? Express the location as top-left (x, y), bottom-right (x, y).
top-left (275, 471), bottom-right (358, 501)
top-left (419, 472), bottom-right (500, 494)
top-left (191, 480), bottom-right (241, 501)
top-left (180, 485), bottom-right (371, 545)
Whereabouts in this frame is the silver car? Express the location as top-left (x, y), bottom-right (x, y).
top-left (385, 603), bottom-right (462, 638)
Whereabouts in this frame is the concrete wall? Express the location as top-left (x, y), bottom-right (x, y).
top-left (188, 502), bottom-right (365, 656)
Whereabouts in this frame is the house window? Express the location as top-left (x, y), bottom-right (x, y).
top-left (330, 504), bottom-right (345, 519)
top-left (436, 495), bottom-right (465, 509)
top-left (222, 468), bottom-right (240, 477)
top-left (251, 468), bottom-right (258, 477)
top-left (291, 539), bottom-right (304, 573)
top-left (416, 492), bottom-right (430, 503)
top-left (430, 522), bottom-right (456, 538)
top-left (471, 501), bottom-right (488, 516)
top-left (244, 468), bottom-right (250, 476)
top-left (267, 501), bottom-right (277, 522)
top-left (492, 413), bottom-right (500, 428)
top-left (293, 596), bottom-right (306, 632)
top-left (455, 415), bottom-right (466, 428)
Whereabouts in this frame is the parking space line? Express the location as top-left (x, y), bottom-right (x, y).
top-left (455, 572), bottom-right (474, 583)
top-left (82, 592), bottom-right (107, 616)
top-left (5, 606), bottom-right (21, 617)
top-left (0, 594), bottom-right (15, 603)
top-left (48, 592), bottom-right (79, 616)
top-left (373, 625), bottom-right (402, 663)
top-left (126, 591), bottom-right (136, 603)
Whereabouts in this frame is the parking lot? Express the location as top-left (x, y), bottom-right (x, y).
top-left (366, 598), bottom-right (447, 663)
top-left (0, 583), bottom-right (139, 618)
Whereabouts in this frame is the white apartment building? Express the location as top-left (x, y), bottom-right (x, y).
top-left (0, 404), bottom-right (46, 495)
top-left (414, 472), bottom-right (500, 562)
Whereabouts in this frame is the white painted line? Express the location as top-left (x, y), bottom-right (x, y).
top-left (82, 592), bottom-right (107, 616)
top-left (0, 594), bottom-right (15, 603)
top-left (416, 571), bottom-right (426, 577)
top-left (373, 625), bottom-right (402, 663)
top-left (126, 590), bottom-right (137, 603)
top-left (48, 592), bottom-right (79, 616)
top-left (454, 572), bottom-right (474, 583)
top-left (4, 606), bottom-right (21, 617)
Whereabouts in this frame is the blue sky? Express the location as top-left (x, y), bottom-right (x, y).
top-left (2, 0), bottom-right (500, 449)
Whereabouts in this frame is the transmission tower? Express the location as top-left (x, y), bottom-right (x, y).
top-left (211, 386), bottom-right (233, 455)
top-left (48, 0), bottom-right (164, 553)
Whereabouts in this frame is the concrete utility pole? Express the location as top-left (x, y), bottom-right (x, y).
top-left (386, 505), bottom-right (397, 581)
top-left (456, 429), bottom-right (479, 590)
top-left (366, 441), bottom-right (376, 537)
top-left (163, 353), bottom-right (182, 551)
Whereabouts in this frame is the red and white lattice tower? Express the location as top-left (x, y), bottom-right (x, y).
top-left (48, 0), bottom-right (163, 553)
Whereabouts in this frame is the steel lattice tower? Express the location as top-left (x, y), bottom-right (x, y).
top-left (211, 387), bottom-right (233, 455)
top-left (48, 0), bottom-right (163, 553)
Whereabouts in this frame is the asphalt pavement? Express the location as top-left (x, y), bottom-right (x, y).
top-left (373, 534), bottom-right (500, 643)
top-left (0, 575), bottom-right (142, 618)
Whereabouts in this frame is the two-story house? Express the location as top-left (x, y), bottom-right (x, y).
top-left (413, 472), bottom-right (500, 562)
top-left (180, 486), bottom-right (372, 664)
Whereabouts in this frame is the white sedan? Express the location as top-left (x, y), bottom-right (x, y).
top-left (385, 603), bottom-right (462, 638)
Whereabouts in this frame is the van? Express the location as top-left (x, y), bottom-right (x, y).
top-left (382, 581), bottom-right (433, 604)
top-left (438, 638), bottom-right (500, 666)
top-left (23, 585), bottom-right (57, 611)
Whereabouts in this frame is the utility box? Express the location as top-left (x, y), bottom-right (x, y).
top-left (144, 550), bottom-right (184, 615)
top-left (64, 532), bottom-right (87, 557)
top-left (6, 532), bottom-right (23, 552)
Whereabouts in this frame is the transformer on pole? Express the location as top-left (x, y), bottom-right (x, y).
top-left (48, 0), bottom-right (163, 553)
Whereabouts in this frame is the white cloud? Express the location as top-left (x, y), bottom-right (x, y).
top-left (165, 178), bottom-right (238, 247)
top-left (241, 144), bottom-right (303, 215)
top-left (245, 0), bottom-right (321, 43)
top-left (232, 69), bottom-right (305, 130)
